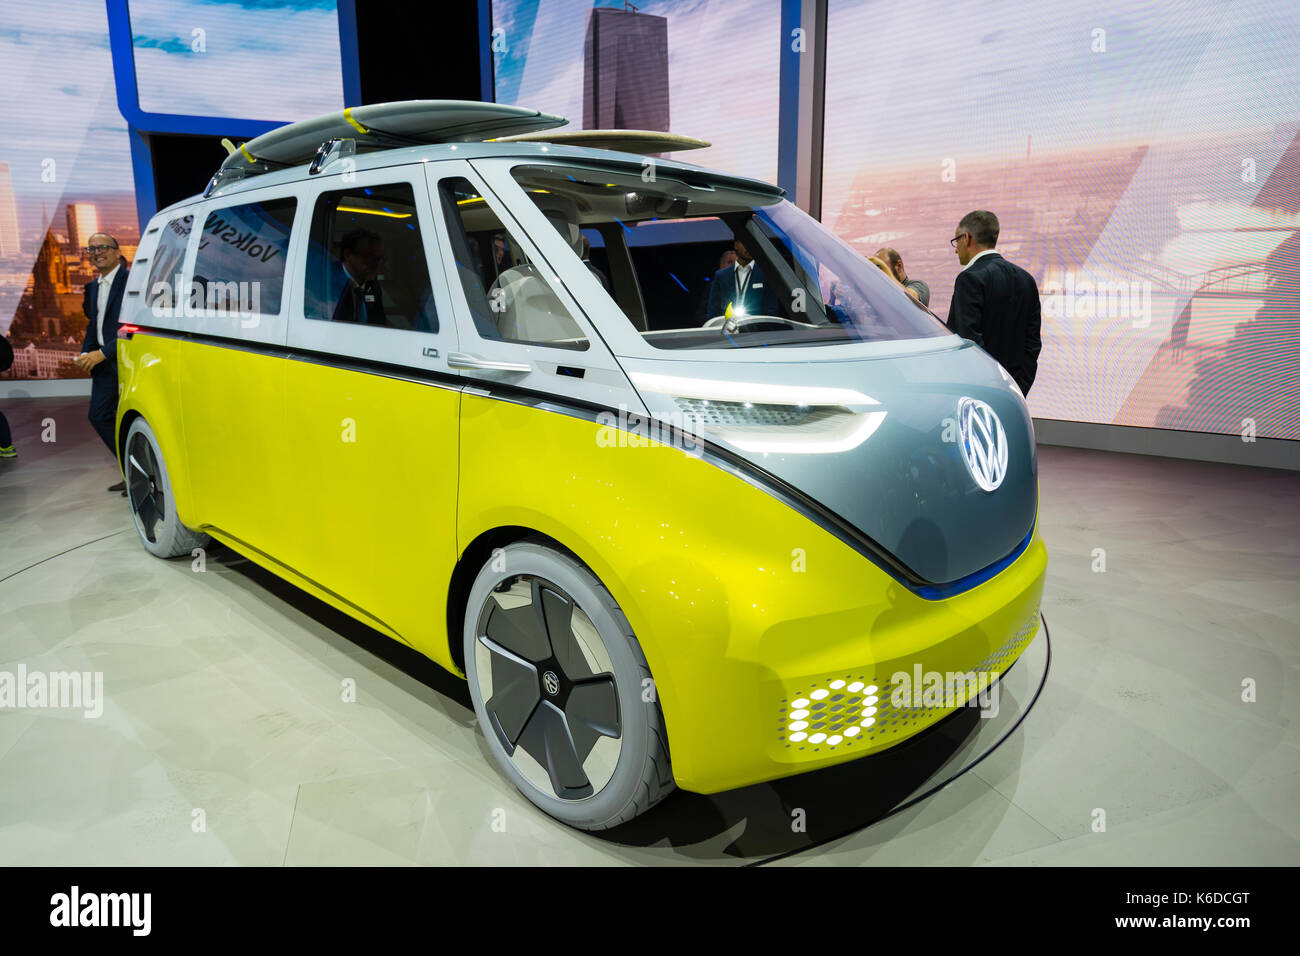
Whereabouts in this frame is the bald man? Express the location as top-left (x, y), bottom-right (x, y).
top-left (874, 247), bottom-right (930, 306)
top-left (74, 232), bottom-right (130, 493)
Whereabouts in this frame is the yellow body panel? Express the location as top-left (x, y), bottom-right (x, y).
top-left (457, 394), bottom-right (1046, 794)
top-left (119, 334), bottom-right (461, 669)
top-left (273, 359), bottom-right (460, 665)
top-left (120, 334), bottom-right (1046, 796)
top-left (115, 333), bottom-right (196, 527)
top-left (177, 341), bottom-right (291, 559)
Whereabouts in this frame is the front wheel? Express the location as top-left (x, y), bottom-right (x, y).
top-left (124, 417), bottom-right (209, 558)
top-left (463, 541), bottom-right (673, 830)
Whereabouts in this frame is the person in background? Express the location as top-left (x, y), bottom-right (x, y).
top-left (946, 210), bottom-right (1042, 395)
top-left (706, 238), bottom-right (778, 319)
top-left (0, 333), bottom-right (13, 458)
top-left (873, 246), bottom-right (930, 306)
top-left (491, 233), bottom-right (510, 277)
top-left (73, 233), bottom-right (130, 493)
top-left (331, 229), bottom-right (389, 326)
top-left (696, 248), bottom-right (738, 321)
top-left (579, 235), bottom-right (610, 291)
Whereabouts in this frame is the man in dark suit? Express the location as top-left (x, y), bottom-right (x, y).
top-left (74, 233), bottom-right (130, 493)
top-left (947, 211), bottom-right (1042, 395)
top-left (331, 229), bottom-right (389, 326)
top-left (706, 239), bottom-right (780, 319)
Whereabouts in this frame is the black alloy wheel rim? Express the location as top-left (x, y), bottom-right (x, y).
top-left (474, 575), bottom-right (622, 800)
top-left (127, 433), bottom-right (165, 543)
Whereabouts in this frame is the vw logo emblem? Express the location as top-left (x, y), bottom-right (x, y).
top-left (957, 397), bottom-right (1009, 492)
top-left (542, 671), bottom-right (560, 696)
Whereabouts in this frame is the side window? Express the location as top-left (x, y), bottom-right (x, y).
top-left (436, 177), bottom-right (588, 351)
top-left (145, 215), bottom-right (193, 310)
top-left (303, 182), bottom-right (437, 333)
top-left (194, 198), bottom-right (296, 315)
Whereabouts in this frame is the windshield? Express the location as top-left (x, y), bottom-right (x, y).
top-left (510, 163), bottom-right (950, 350)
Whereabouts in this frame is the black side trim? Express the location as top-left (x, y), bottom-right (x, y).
top-left (129, 325), bottom-right (466, 393)
top-left (125, 324), bottom-right (1027, 598)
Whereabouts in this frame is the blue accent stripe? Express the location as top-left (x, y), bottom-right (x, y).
top-left (776, 0), bottom-right (802, 197)
top-left (914, 525), bottom-right (1036, 600)
top-left (126, 123), bottom-right (157, 233)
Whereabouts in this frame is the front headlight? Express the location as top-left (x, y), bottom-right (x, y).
top-left (629, 372), bottom-right (887, 455)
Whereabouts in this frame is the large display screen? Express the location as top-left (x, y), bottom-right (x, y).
top-left (823, 0), bottom-right (1300, 440)
top-left (491, 0), bottom-right (781, 185)
top-left (127, 0), bottom-right (345, 122)
top-left (0, 0), bottom-right (140, 382)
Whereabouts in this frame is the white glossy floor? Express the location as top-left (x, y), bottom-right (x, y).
top-left (1, 397), bottom-right (1297, 866)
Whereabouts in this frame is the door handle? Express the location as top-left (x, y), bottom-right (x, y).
top-left (447, 352), bottom-right (532, 373)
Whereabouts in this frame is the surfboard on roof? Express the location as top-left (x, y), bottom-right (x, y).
top-left (205, 100), bottom-right (711, 197)
top-left (208, 100), bottom-right (568, 193)
top-left (492, 129), bottom-right (710, 153)
top-left (234, 100), bottom-right (567, 165)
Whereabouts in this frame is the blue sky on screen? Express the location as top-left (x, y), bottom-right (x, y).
top-left (129, 0), bottom-right (343, 122)
top-left (0, 0), bottom-right (133, 198)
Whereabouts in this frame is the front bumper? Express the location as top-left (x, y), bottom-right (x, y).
top-left (655, 528), bottom-right (1047, 795)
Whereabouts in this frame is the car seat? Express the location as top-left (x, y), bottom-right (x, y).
top-left (487, 193), bottom-right (586, 344)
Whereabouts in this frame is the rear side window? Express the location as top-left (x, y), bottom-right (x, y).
top-left (303, 182), bottom-right (437, 332)
top-left (193, 198), bottom-right (296, 316)
top-left (145, 215), bottom-right (193, 311)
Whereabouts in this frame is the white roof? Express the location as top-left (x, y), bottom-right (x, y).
top-left (158, 139), bottom-right (781, 217)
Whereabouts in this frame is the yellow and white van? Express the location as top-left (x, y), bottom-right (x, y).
top-left (115, 101), bottom-right (1046, 830)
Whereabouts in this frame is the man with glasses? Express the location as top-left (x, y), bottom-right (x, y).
top-left (947, 210), bottom-right (1041, 396)
top-left (73, 233), bottom-right (130, 494)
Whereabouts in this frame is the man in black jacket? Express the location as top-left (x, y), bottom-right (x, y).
top-left (73, 233), bottom-right (130, 493)
top-left (946, 211), bottom-right (1042, 395)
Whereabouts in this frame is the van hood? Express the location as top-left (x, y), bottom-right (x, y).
top-left (622, 341), bottom-right (1037, 587)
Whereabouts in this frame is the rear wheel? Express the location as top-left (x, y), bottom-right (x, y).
top-left (463, 541), bottom-right (673, 830)
top-left (124, 418), bottom-right (209, 558)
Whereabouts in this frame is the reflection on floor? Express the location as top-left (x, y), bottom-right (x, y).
top-left (1, 398), bottom-right (1297, 865)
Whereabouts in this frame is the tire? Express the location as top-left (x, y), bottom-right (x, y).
top-left (463, 541), bottom-right (674, 830)
top-left (123, 417), bottom-right (209, 559)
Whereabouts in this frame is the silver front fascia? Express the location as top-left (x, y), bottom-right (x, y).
top-left (621, 339), bottom-right (1037, 586)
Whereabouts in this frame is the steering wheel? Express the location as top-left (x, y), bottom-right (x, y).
top-left (702, 314), bottom-right (810, 332)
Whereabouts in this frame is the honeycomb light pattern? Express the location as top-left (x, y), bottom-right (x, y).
top-left (673, 397), bottom-right (816, 428)
top-left (777, 609), bottom-right (1041, 754)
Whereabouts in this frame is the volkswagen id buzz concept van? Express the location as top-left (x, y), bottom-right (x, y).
top-left (115, 102), bottom-right (1046, 831)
